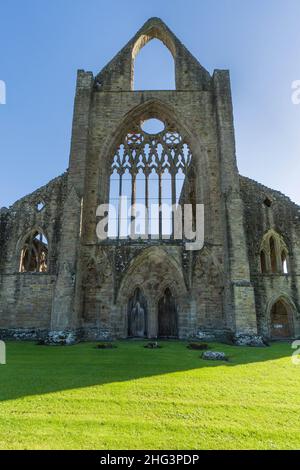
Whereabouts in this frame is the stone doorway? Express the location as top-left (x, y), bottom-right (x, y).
top-left (158, 288), bottom-right (178, 338)
top-left (270, 299), bottom-right (294, 339)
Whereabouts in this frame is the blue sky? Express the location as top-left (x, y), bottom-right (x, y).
top-left (1, 0), bottom-right (300, 207)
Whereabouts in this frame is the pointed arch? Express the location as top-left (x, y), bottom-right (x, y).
top-left (133, 38), bottom-right (175, 90)
top-left (100, 98), bottom-right (208, 168)
top-left (131, 22), bottom-right (177, 61)
top-left (260, 229), bottom-right (289, 274)
top-left (117, 246), bottom-right (187, 305)
top-left (94, 17), bottom-right (211, 92)
top-left (18, 228), bottom-right (49, 273)
top-left (100, 99), bottom-right (209, 242)
top-left (132, 23), bottom-right (176, 91)
top-left (99, 99), bottom-right (210, 242)
top-left (116, 246), bottom-right (187, 338)
top-left (266, 294), bottom-right (296, 339)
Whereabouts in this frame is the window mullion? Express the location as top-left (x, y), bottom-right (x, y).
top-left (117, 170), bottom-right (123, 239)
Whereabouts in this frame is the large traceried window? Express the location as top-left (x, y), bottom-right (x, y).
top-left (107, 118), bottom-right (192, 240)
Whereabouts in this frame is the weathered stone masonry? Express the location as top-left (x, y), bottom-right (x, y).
top-left (1, 18), bottom-right (300, 343)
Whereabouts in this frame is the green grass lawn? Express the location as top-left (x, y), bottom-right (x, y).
top-left (0, 340), bottom-right (299, 450)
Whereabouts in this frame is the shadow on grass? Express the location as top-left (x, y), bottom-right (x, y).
top-left (0, 340), bottom-right (293, 402)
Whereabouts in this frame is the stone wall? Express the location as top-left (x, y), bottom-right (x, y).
top-left (240, 176), bottom-right (300, 337)
top-left (0, 173), bottom-right (67, 333)
top-left (0, 274), bottom-right (55, 329)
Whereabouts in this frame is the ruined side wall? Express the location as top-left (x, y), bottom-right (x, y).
top-left (0, 173), bottom-right (68, 332)
top-left (240, 176), bottom-right (300, 337)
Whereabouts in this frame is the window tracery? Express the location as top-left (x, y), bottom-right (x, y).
top-left (108, 118), bottom-right (192, 239)
top-left (260, 230), bottom-right (289, 274)
top-left (19, 230), bottom-right (48, 273)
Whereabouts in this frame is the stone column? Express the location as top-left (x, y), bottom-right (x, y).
top-left (68, 70), bottom-right (94, 192)
top-left (50, 70), bottom-right (93, 336)
top-left (213, 70), bottom-right (257, 335)
top-left (50, 187), bottom-right (81, 331)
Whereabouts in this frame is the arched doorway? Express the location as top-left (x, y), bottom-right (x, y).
top-left (158, 288), bottom-right (178, 338)
top-left (270, 299), bottom-right (294, 339)
top-left (117, 246), bottom-right (187, 338)
top-left (127, 288), bottom-right (148, 338)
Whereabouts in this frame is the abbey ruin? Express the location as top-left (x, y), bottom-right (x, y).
top-left (1, 18), bottom-right (299, 344)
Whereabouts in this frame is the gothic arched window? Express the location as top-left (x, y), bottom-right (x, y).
top-left (108, 118), bottom-right (192, 240)
top-left (133, 38), bottom-right (175, 90)
top-left (19, 230), bottom-right (48, 273)
top-left (260, 230), bottom-right (289, 275)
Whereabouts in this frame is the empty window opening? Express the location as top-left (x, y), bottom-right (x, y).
top-left (108, 169), bottom-right (119, 239)
top-left (264, 197), bottom-right (272, 208)
top-left (120, 169), bottom-right (132, 238)
top-left (107, 120), bottom-right (192, 240)
top-left (176, 168), bottom-right (186, 204)
top-left (149, 169), bottom-right (159, 236)
top-left (36, 201), bottom-right (45, 212)
top-left (282, 251), bottom-right (288, 274)
top-left (19, 230), bottom-right (48, 273)
top-left (141, 118), bottom-right (165, 134)
top-left (133, 38), bottom-right (175, 90)
top-left (259, 230), bottom-right (289, 275)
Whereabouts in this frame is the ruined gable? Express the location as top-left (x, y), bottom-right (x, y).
top-left (0, 19), bottom-right (299, 343)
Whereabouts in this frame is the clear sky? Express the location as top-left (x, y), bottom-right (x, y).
top-left (1, 0), bottom-right (300, 207)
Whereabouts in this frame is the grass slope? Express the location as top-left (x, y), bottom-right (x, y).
top-left (0, 341), bottom-right (299, 450)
